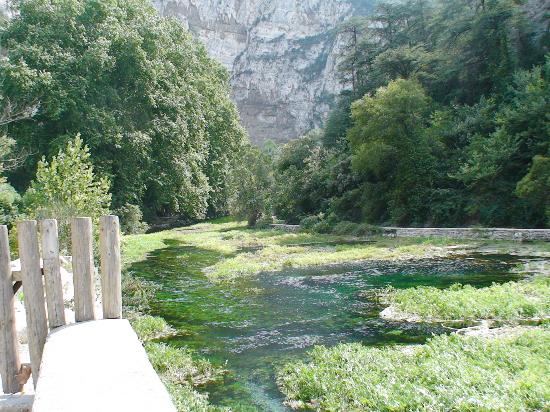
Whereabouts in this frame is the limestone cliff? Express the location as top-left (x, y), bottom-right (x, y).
top-left (153, 0), bottom-right (374, 144)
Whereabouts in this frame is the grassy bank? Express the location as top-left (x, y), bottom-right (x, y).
top-left (128, 314), bottom-right (226, 412)
top-left (383, 275), bottom-right (550, 322)
top-left (278, 327), bottom-right (550, 411)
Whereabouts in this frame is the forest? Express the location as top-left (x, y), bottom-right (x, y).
top-left (0, 0), bottom-right (246, 239)
top-left (270, 0), bottom-right (550, 229)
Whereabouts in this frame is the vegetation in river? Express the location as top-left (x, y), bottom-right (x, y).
top-left (145, 343), bottom-right (225, 387)
top-left (146, 343), bottom-right (227, 412)
top-left (122, 219), bottom-right (550, 282)
top-left (278, 327), bottom-right (550, 411)
top-left (127, 291), bottom-right (225, 411)
top-left (206, 240), bottom-right (452, 281)
top-left (122, 219), bottom-right (467, 281)
top-left (383, 276), bottom-right (550, 322)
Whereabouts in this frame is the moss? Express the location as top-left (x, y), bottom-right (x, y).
top-left (278, 327), bottom-right (550, 411)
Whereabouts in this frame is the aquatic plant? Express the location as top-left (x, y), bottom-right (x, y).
top-left (384, 276), bottom-right (550, 321)
top-left (278, 328), bottom-right (550, 411)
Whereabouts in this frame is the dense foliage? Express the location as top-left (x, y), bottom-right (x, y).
top-left (278, 328), bottom-right (550, 411)
top-left (228, 145), bottom-right (273, 226)
top-left (1, 0), bottom-right (246, 222)
top-left (275, 0), bottom-right (550, 228)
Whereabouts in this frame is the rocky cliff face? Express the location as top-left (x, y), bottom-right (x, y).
top-left (153, 0), bottom-right (373, 144)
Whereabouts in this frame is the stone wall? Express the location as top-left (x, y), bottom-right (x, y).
top-left (381, 227), bottom-right (550, 241)
top-left (270, 224), bottom-right (550, 241)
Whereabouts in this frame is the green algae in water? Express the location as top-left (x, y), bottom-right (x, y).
top-left (128, 242), bottom-right (527, 411)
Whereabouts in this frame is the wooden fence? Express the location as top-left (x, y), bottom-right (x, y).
top-left (0, 216), bottom-right (121, 394)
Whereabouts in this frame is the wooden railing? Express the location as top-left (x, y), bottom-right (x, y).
top-left (0, 216), bottom-right (121, 394)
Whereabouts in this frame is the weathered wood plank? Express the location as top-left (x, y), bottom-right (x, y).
top-left (17, 220), bottom-right (48, 388)
top-left (99, 216), bottom-right (122, 319)
top-left (0, 225), bottom-right (21, 394)
top-left (40, 219), bottom-right (66, 329)
top-left (71, 218), bottom-right (96, 322)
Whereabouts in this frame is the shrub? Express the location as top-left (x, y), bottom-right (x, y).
top-left (117, 203), bottom-right (149, 235)
top-left (331, 221), bottom-right (357, 235)
top-left (23, 135), bottom-right (111, 252)
top-left (299, 215), bottom-right (321, 230)
top-left (254, 215), bottom-right (273, 229)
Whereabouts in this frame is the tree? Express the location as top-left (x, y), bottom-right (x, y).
top-left (516, 155), bottom-right (550, 226)
top-left (1, 0), bottom-right (245, 220)
top-left (23, 135), bottom-right (111, 250)
top-left (228, 146), bottom-right (273, 227)
top-left (455, 62), bottom-right (550, 226)
top-left (348, 79), bottom-right (436, 224)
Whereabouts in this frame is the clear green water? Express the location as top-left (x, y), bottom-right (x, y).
top-left (128, 240), bottom-right (526, 411)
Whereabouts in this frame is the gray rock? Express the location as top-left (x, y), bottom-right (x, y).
top-left (153, 0), bottom-right (374, 144)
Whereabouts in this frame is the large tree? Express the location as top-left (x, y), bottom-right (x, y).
top-left (348, 79), bottom-right (436, 225)
top-left (1, 0), bottom-right (246, 219)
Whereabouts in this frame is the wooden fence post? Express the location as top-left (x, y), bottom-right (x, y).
top-left (71, 218), bottom-right (96, 322)
top-left (18, 220), bottom-right (48, 387)
top-left (99, 216), bottom-right (122, 319)
top-left (0, 225), bottom-right (21, 394)
top-left (40, 219), bottom-right (66, 329)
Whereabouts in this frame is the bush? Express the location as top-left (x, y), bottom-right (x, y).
top-left (254, 215), bottom-right (273, 229)
top-left (331, 221), bottom-right (358, 235)
top-left (0, 182), bottom-right (20, 226)
top-left (299, 215), bottom-right (321, 230)
top-left (118, 203), bottom-right (149, 235)
top-left (23, 135), bottom-right (111, 252)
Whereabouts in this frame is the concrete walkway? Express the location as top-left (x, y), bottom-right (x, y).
top-left (32, 320), bottom-right (176, 412)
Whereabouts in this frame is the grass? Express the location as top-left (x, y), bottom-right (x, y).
top-left (384, 276), bottom-right (550, 322)
top-left (129, 315), bottom-right (174, 341)
top-left (145, 343), bottom-right (225, 387)
top-left (277, 327), bottom-right (550, 411)
top-left (145, 343), bottom-right (227, 412)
